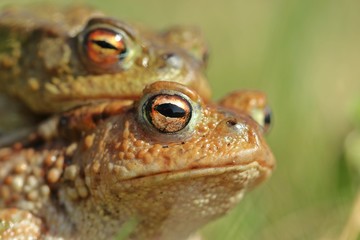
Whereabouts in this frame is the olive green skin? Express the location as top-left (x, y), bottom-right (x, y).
top-left (0, 5), bottom-right (210, 131)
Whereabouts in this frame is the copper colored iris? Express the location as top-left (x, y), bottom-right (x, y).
top-left (146, 94), bottom-right (192, 133)
top-left (85, 29), bottom-right (127, 65)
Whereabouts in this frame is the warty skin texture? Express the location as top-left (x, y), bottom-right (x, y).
top-left (0, 82), bottom-right (274, 240)
top-left (0, 5), bottom-right (210, 132)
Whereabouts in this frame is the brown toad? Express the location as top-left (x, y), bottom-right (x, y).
top-left (0, 5), bottom-right (210, 132)
top-left (0, 82), bottom-right (274, 239)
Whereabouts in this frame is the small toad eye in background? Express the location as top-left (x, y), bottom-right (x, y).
top-left (263, 106), bottom-right (272, 133)
top-left (78, 20), bottom-right (140, 72)
top-left (250, 105), bottom-right (272, 134)
top-left (219, 91), bottom-right (272, 134)
top-left (144, 94), bottom-right (192, 133)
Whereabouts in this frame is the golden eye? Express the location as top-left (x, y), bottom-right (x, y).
top-left (144, 94), bottom-right (192, 133)
top-left (79, 20), bottom-right (140, 72)
top-left (84, 28), bottom-right (127, 65)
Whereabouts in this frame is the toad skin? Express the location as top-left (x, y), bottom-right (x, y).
top-left (0, 82), bottom-right (274, 240)
top-left (0, 5), bottom-right (210, 131)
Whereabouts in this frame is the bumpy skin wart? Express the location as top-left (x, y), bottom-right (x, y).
top-left (0, 5), bottom-right (210, 131)
top-left (0, 82), bottom-right (274, 240)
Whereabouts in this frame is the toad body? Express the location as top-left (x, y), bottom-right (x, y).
top-left (0, 5), bottom-right (210, 132)
top-left (0, 82), bottom-right (274, 240)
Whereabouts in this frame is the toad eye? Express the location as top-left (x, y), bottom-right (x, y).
top-left (144, 94), bottom-right (192, 133)
top-left (249, 106), bottom-right (272, 133)
top-left (84, 28), bottom-right (128, 65)
top-left (263, 106), bottom-right (272, 133)
top-left (250, 106), bottom-right (272, 133)
top-left (79, 21), bottom-right (140, 72)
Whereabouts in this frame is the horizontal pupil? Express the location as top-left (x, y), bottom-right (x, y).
top-left (155, 103), bottom-right (186, 118)
top-left (91, 40), bottom-right (119, 50)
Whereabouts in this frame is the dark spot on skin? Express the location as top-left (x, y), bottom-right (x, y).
top-left (23, 136), bottom-right (45, 150)
top-left (162, 145), bottom-right (169, 148)
top-left (91, 114), bottom-right (102, 123)
top-left (102, 208), bottom-right (112, 216)
top-left (50, 190), bottom-right (59, 201)
top-left (181, 142), bottom-right (185, 145)
top-left (92, 112), bottom-right (110, 124)
top-left (64, 155), bottom-right (73, 165)
top-left (59, 116), bottom-right (69, 128)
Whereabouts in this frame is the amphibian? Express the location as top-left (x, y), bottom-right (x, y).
top-left (0, 82), bottom-right (274, 240)
top-left (0, 5), bottom-right (210, 131)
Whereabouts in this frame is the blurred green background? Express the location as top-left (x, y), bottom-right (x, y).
top-left (2, 0), bottom-right (360, 239)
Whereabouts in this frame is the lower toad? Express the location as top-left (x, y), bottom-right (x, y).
top-left (0, 82), bottom-right (274, 240)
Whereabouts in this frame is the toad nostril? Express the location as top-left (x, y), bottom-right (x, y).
top-left (224, 118), bottom-right (247, 134)
top-left (162, 53), bottom-right (183, 69)
top-left (226, 120), bottom-right (237, 127)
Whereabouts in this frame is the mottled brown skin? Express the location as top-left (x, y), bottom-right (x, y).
top-left (0, 82), bottom-right (274, 240)
top-left (0, 5), bottom-right (210, 132)
top-left (54, 89), bottom-right (272, 141)
top-left (220, 90), bottom-right (272, 132)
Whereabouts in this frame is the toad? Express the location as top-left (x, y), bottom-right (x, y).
top-left (0, 5), bottom-right (210, 132)
top-left (0, 82), bottom-right (274, 239)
